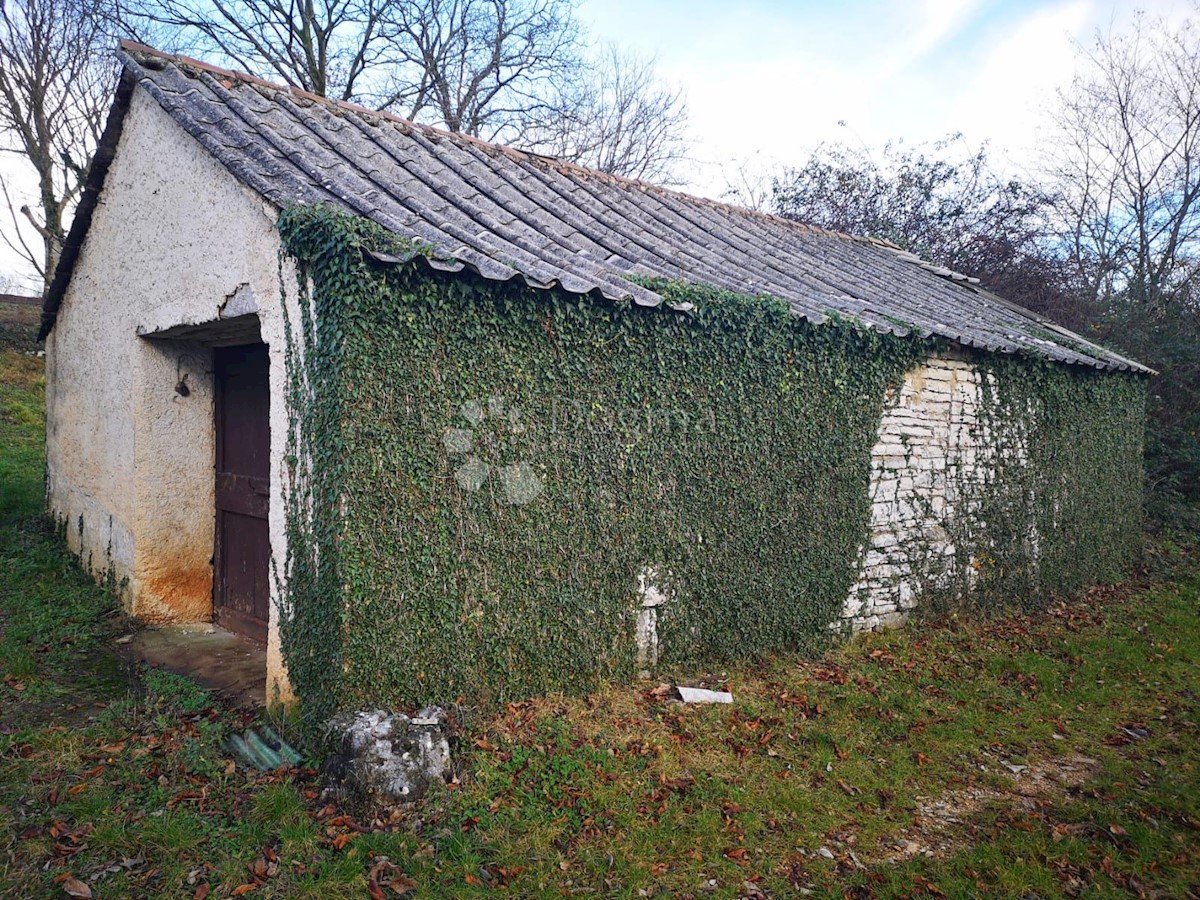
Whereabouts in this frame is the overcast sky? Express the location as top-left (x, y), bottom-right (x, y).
top-left (0, 0), bottom-right (1193, 290)
top-left (577, 0), bottom-right (1192, 191)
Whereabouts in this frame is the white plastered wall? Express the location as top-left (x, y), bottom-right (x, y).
top-left (45, 86), bottom-right (299, 704)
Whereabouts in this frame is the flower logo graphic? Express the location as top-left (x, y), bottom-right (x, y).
top-left (442, 396), bottom-right (544, 505)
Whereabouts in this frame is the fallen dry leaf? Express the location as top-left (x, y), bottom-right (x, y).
top-left (368, 860), bottom-right (417, 896)
top-left (388, 873), bottom-right (417, 895)
top-left (724, 847), bottom-right (749, 864)
top-left (60, 878), bottom-right (92, 898)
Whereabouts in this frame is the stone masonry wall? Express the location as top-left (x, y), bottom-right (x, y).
top-left (842, 349), bottom-right (1001, 630)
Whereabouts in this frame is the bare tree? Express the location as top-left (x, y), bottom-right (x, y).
top-left (770, 136), bottom-right (1040, 261)
top-left (0, 0), bottom-right (114, 287)
top-left (519, 43), bottom-right (688, 183)
top-left (118, 0), bottom-right (582, 135)
top-left (117, 0), bottom-right (690, 180)
top-left (769, 136), bottom-right (1068, 319)
top-left (1045, 11), bottom-right (1200, 308)
top-left (1037, 10), bottom-right (1200, 511)
top-left (0, 268), bottom-right (34, 294)
top-left (719, 152), bottom-right (777, 213)
top-left (115, 0), bottom-right (393, 102)
top-left (379, 0), bottom-right (581, 140)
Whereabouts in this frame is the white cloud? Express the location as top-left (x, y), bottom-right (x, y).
top-left (883, 0), bottom-right (988, 75)
top-left (916, 0), bottom-right (1097, 170)
top-left (0, 153), bottom-right (43, 291)
top-left (653, 0), bottom-right (1200, 197)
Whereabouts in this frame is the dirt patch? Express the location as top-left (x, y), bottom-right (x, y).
top-left (115, 624), bottom-right (266, 709)
top-left (877, 752), bottom-right (1102, 863)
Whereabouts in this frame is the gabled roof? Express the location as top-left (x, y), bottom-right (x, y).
top-left (42, 42), bottom-right (1150, 374)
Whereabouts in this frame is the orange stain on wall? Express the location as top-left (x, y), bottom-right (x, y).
top-left (138, 563), bottom-right (213, 623)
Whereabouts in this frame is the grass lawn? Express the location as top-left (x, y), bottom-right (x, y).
top-left (2, 341), bottom-right (1199, 898)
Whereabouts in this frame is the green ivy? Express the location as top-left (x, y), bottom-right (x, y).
top-left (938, 357), bottom-right (1146, 610)
top-left (274, 205), bottom-right (1145, 726)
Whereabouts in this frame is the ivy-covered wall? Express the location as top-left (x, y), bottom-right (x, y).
top-left (275, 207), bottom-right (1146, 723)
top-left (845, 351), bottom-right (1146, 630)
top-left (957, 355), bottom-right (1145, 603)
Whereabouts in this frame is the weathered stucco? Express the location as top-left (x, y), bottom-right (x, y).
top-left (45, 86), bottom-right (296, 704)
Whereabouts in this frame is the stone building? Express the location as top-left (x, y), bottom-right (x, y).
top-left (40, 43), bottom-right (1149, 712)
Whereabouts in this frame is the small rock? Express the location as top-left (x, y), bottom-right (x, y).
top-left (323, 707), bottom-right (451, 803)
top-left (817, 847), bottom-right (834, 860)
top-left (677, 687), bottom-right (733, 704)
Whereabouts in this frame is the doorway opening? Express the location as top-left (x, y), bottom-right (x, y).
top-left (213, 343), bottom-right (270, 644)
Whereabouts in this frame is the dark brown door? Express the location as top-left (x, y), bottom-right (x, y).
top-left (214, 344), bottom-right (271, 644)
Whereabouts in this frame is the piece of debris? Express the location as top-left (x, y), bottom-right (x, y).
top-left (817, 847), bottom-right (835, 860)
top-left (677, 686), bottom-right (733, 704)
top-left (225, 724), bottom-right (303, 770)
top-left (323, 708), bottom-right (451, 804)
top-left (1002, 762), bottom-right (1028, 774)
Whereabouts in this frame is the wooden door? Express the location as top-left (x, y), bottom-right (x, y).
top-left (214, 344), bottom-right (271, 644)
